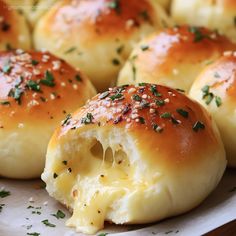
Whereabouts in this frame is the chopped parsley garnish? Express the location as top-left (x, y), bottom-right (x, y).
top-left (138, 83), bottom-right (147, 86)
top-left (41, 70), bottom-right (55, 87)
top-left (156, 99), bottom-right (165, 106)
top-left (171, 116), bottom-right (180, 125)
top-left (61, 114), bottom-right (72, 126)
top-left (27, 80), bottom-right (41, 92)
top-left (81, 113), bottom-right (94, 124)
top-left (109, 93), bottom-right (123, 101)
top-left (176, 88), bottom-right (185, 93)
top-left (64, 47), bottom-right (76, 54)
top-left (0, 101), bottom-right (10, 105)
top-left (160, 112), bottom-right (171, 119)
top-left (188, 26), bottom-right (210, 42)
top-left (51, 210), bottom-right (65, 219)
top-left (62, 160), bottom-right (67, 165)
top-left (176, 109), bottom-right (188, 118)
top-left (140, 45), bottom-right (149, 51)
top-left (140, 100), bottom-right (150, 108)
top-left (116, 45), bottom-right (124, 54)
top-left (0, 204), bottom-right (5, 213)
top-left (107, 0), bottom-right (121, 14)
top-left (112, 58), bottom-right (120, 66)
top-left (130, 55), bottom-right (137, 81)
top-left (3, 64), bottom-right (12, 73)
top-left (97, 233), bottom-right (109, 236)
top-left (0, 190), bottom-right (10, 198)
top-left (99, 91), bottom-right (110, 99)
top-left (8, 87), bottom-right (23, 104)
top-left (53, 173), bottom-right (58, 179)
top-left (41, 219), bottom-right (56, 227)
top-left (139, 117), bottom-right (145, 124)
top-left (215, 96), bottom-right (222, 107)
top-left (27, 233), bottom-right (40, 236)
top-left (150, 85), bottom-right (161, 97)
top-left (31, 59), bottom-right (39, 66)
top-left (132, 94), bottom-right (142, 101)
top-left (75, 74), bottom-right (82, 82)
top-left (193, 121), bottom-right (205, 132)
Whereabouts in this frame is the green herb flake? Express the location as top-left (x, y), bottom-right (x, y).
top-left (62, 160), bottom-right (67, 165)
top-left (31, 59), bottom-right (39, 66)
top-left (64, 47), bottom-right (76, 54)
top-left (132, 94), bottom-right (142, 101)
top-left (3, 64), bottom-right (12, 73)
top-left (75, 74), bottom-right (82, 82)
top-left (0, 190), bottom-right (10, 198)
top-left (160, 112), bottom-right (171, 119)
top-left (201, 85), bottom-right (210, 94)
top-left (139, 117), bottom-right (145, 124)
top-left (112, 58), bottom-right (120, 66)
top-left (116, 45), bottom-right (124, 54)
top-left (205, 93), bottom-right (214, 105)
top-left (215, 96), bottom-right (222, 107)
top-left (188, 26), bottom-right (209, 42)
top-left (41, 219), bottom-right (56, 227)
top-left (153, 124), bottom-right (163, 133)
top-left (51, 210), bottom-right (66, 219)
top-left (99, 91), bottom-right (110, 99)
top-left (109, 93), bottom-right (123, 101)
top-left (41, 70), bottom-right (55, 87)
top-left (130, 55), bottom-right (137, 81)
top-left (176, 108), bottom-right (188, 118)
top-left (138, 82), bottom-right (147, 86)
top-left (0, 204), bottom-right (5, 213)
top-left (27, 80), bottom-right (41, 92)
top-left (0, 101), bottom-right (10, 105)
top-left (156, 99), bottom-right (165, 106)
top-left (81, 113), bottom-right (94, 125)
top-left (27, 233), bottom-right (40, 236)
top-left (140, 45), bottom-right (149, 51)
top-left (61, 114), bottom-right (72, 126)
top-left (139, 10), bottom-right (150, 22)
top-left (150, 85), bottom-right (161, 97)
top-left (193, 121), bottom-right (205, 132)
top-left (53, 173), bottom-right (58, 179)
top-left (107, 0), bottom-right (120, 13)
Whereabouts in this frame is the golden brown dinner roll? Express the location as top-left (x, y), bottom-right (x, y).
top-left (0, 0), bottom-right (31, 50)
top-left (42, 83), bottom-right (226, 234)
top-left (189, 52), bottom-right (236, 167)
top-left (171, 0), bottom-right (236, 42)
top-left (0, 50), bottom-right (96, 179)
top-left (6, 0), bottom-right (57, 27)
top-left (117, 26), bottom-right (236, 92)
top-left (33, 0), bottom-right (171, 91)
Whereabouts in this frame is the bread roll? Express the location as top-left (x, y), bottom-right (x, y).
top-left (0, 50), bottom-right (96, 179)
top-left (117, 26), bottom-right (236, 92)
top-left (42, 83), bottom-right (226, 234)
top-left (5, 0), bottom-right (57, 27)
top-left (189, 52), bottom-right (236, 167)
top-left (171, 0), bottom-right (236, 42)
top-left (0, 0), bottom-right (31, 50)
top-left (33, 0), bottom-right (171, 91)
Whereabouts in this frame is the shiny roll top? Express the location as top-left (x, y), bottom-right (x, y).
top-left (34, 0), bottom-right (171, 91)
top-left (189, 52), bottom-right (236, 167)
top-left (43, 83), bottom-right (226, 234)
top-left (0, 50), bottom-right (96, 179)
top-left (0, 0), bottom-right (31, 50)
top-left (171, 0), bottom-right (236, 42)
top-left (117, 25), bottom-right (236, 92)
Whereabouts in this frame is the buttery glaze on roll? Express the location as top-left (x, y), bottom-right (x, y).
top-left (171, 0), bottom-right (236, 42)
top-left (117, 25), bottom-right (236, 92)
top-left (0, 0), bottom-right (31, 50)
top-left (189, 52), bottom-right (236, 167)
top-left (6, 0), bottom-right (57, 27)
top-left (0, 50), bottom-right (96, 179)
top-left (33, 0), bottom-right (171, 91)
top-left (42, 83), bottom-right (226, 234)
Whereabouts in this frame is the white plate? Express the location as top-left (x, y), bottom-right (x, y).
top-left (0, 169), bottom-right (236, 236)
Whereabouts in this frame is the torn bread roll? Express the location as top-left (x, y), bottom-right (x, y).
top-left (42, 83), bottom-right (226, 234)
top-left (33, 0), bottom-right (171, 91)
top-left (171, 0), bottom-right (236, 42)
top-left (0, 0), bottom-right (31, 50)
top-left (0, 50), bottom-right (96, 179)
top-left (117, 25), bottom-right (236, 92)
top-left (189, 52), bottom-right (236, 167)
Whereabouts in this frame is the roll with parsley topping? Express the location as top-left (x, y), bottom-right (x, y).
top-left (0, 50), bottom-right (96, 179)
top-left (42, 83), bottom-right (226, 234)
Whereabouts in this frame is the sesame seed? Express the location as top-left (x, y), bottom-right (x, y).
top-left (126, 19), bottom-right (135, 29)
top-left (150, 108), bottom-right (155, 114)
top-left (73, 84), bottom-right (78, 90)
top-left (164, 98), bottom-right (170, 103)
top-left (28, 197), bottom-right (34, 203)
top-left (126, 118), bottom-right (131, 122)
top-left (50, 94), bottom-right (56, 100)
top-left (61, 82), bottom-right (66, 87)
top-left (173, 69), bottom-right (179, 75)
top-left (142, 94), bottom-right (148, 99)
top-left (52, 60), bottom-right (61, 70)
top-left (135, 118), bottom-right (140, 122)
top-left (43, 201), bottom-right (48, 206)
top-left (16, 49), bottom-right (24, 55)
top-left (128, 88), bottom-right (136, 94)
top-left (131, 114), bottom-right (139, 119)
top-left (28, 100), bottom-right (39, 107)
top-left (223, 51), bottom-right (233, 57)
top-left (18, 123), bottom-right (24, 128)
top-left (33, 69), bottom-right (41, 75)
